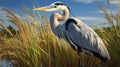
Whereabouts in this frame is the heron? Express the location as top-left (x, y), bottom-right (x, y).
top-left (33, 1), bottom-right (110, 67)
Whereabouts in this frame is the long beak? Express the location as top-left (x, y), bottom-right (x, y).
top-left (33, 7), bottom-right (51, 11)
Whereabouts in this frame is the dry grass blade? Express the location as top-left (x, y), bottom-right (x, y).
top-left (2, 8), bottom-right (19, 22)
top-left (98, 3), bottom-right (115, 26)
top-left (0, 23), bottom-right (13, 36)
top-left (107, 0), bottom-right (111, 5)
top-left (2, 8), bottom-right (30, 44)
top-left (98, 3), bottom-right (107, 13)
top-left (2, 8), bottom-right (23, 31)
top-left (0, 18), bottom-right (4, 23)
top-left (21, 5), bottom-right (34, 18)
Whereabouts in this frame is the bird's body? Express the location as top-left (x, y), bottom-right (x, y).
top-left (51, 17), bottom-right (110, 62)
top-left (33, 1), bottom-right (110, 66)
top-left (51, 14), bottom-right (110, 61)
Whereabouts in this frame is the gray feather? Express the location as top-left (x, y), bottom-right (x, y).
top-left (64, 17), bottom-right (110, 60)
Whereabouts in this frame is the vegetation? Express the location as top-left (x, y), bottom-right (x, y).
top-left (0, 1), bottom-right (120, 67)
top-left (97, 3), bottom-right (120, 67)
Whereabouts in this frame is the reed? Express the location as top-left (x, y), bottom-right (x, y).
top-left (0, 1), bottom-right (120, 67)
top-left (97, 1), bottom-right (120, 66)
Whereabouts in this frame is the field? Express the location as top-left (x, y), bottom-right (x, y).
top-left (0, 3), bottom-right (120, 67)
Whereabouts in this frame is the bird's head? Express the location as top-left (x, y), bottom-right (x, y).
top-left (33, 1), bottom-right (69, 11)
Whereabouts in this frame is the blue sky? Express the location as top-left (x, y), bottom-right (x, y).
top-left (0, 0), bottom-right (119, 27)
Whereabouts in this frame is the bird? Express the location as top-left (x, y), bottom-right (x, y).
top-left (33, 1), bottom-right (110, 67)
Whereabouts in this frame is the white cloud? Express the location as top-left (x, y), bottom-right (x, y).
top-left (89, 9), bottom-right (117, 14)
top-left (77, 9), bottom-right (112, 14)
top-left (85, 10), bottom-right (104, 14)
top-left (72, 0), bottom-right (120, 4)
top-left (72, 0), bottom-right (104, 4)
top-left (78, 16), bottom-right (105, 21)
top-left (73, 0), bottom-right (94, 3)
top-left (110, 0), bottom-right (120, 4)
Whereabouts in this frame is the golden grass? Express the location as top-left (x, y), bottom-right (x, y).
top-left (0, 7), bottom-right (102, 67)
top-left (0, 2), bottom-right (120, 67)
top-left (0, 7), bottom-right (77, 67)
top-left (97, 1), bottom-right (120, 67)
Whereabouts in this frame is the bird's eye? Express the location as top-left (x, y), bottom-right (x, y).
top-left (53, 6), bottom-right (57, 8)
top-left (50, 4), bottom-right (58, 8)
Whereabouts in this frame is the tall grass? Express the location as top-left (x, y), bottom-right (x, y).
top-left (0, 2), bottom-right (120, 67)
top-left (0, 6), bottom-right (102, 67)
top-left (0, 7), bottom-right (79, 67)
top-left (97, 2), bottom-right (120, 67)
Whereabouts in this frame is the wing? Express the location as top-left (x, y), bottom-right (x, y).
top-left (64, 17), bottom-right (110, 61)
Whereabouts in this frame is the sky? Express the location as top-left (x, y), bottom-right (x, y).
top-left (0, 0), bottom-right (119, 27)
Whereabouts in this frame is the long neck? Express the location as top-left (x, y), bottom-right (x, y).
top-left (50, 7), bottom-right (69, 28)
